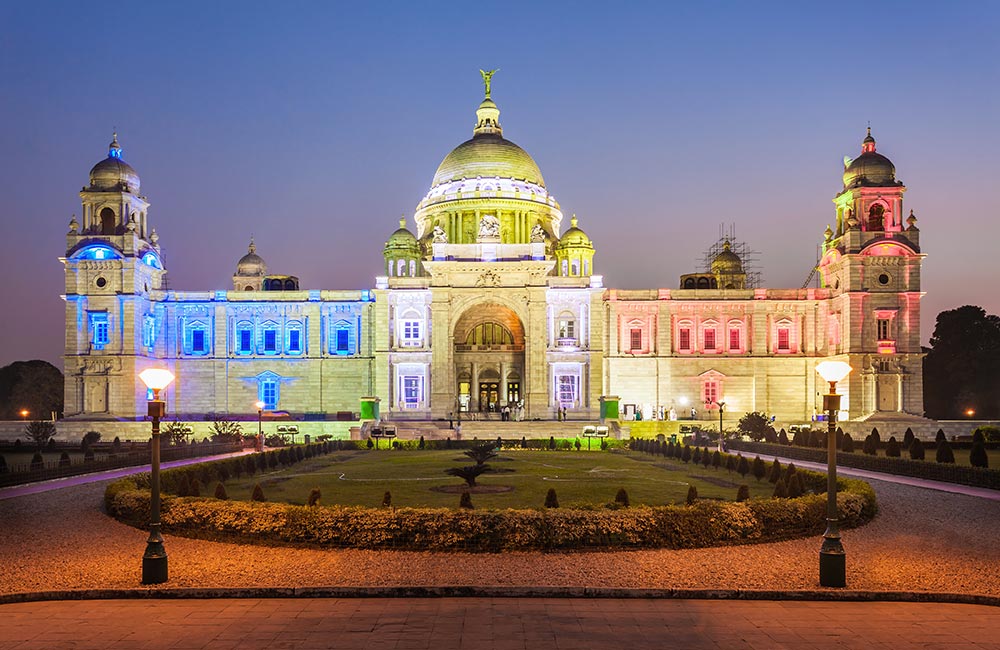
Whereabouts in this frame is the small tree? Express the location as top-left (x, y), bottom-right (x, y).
top-left (903, 428), bottom-right (915, 450)
top-left (787, 474), bottom-right (803, 498)
top-left (681, 445), bottom-right (692, 463)
top-left (885, 436), bottom-right (901, 458)
top-left (783, 462), bottom-right (797, 482)
top-left (463, 441), bottom-right (498, 466)
top-left (521, 436), bottom-right (528, 449)
top-left (936, 439), bottom-right (955, 464)
top-left (767, 458), bottom-right (782, 483)
top-left (778, 428), bottom-right (790, 445)
top-left (214, 482), bottom-right (228, 500)
top-left (418, 435), bottom-right (425, 450)
top-left (725, 454), bottom-right (736, 474)
top-left (737, 411), bottom-right (775, 442)
top-left (686, 485), bottom-right (698, 505)
top-left (163, 421), bottom-right (191, 446)
top-left (751, 456), bottom-right (766, 482)
top-left (614, 488), bottom-right (630, 507)
top-left (773, 478), bottom-right (788, 498)
top-left (737, 455), bottom-right (750, 478)
top-left (545, 488), bottom-right (559, 508)
top-left (112, 436), bottom-right (122, 453)
top-left (574, 439), bottom-right (582, 451)
top-left (366, 438), bottom-right (374, 449)
top-left (251, 484), bottom-right (266, 502)
top-left (459, 491), bottom-right (474, 509)
top-left (936, 428), bottom-right (947, 444)
top-left (59, 451), bottom-right (71, 468)
top-left (308, 488), bottom-right (321, 506)
top-left (446, 464), bottom-right (490, 488)
top-left (24, 420), bottom-right (56, 450)
top-left (692, 447), bottom-right (702, 465)
top-left (970, 441), bottom-right (989, 468)
top-left (382, 491), bottom-right (392, 507)
top-left (548, 436), bottom-right (556, 450)
top-left (701, 447), bottom-right (712, 469)
top-left (841, 432), bottom-right (854, 453)
top-left (736, 484), bottom-right (750, 502)
top-left (30, 452), bottom-right (44, 471)
top-left (712, 450), bottom-right (721, 470)
top-left (81, 430), bottom-right (101, 450)
top-left (909, 438), bottom-right (925, 460)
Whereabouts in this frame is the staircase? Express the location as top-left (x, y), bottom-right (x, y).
top-left (361, 419), bottom-right (622, 440)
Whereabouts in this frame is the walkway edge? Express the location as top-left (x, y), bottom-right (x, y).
top-left (1, 586), bottom-right (998, 608)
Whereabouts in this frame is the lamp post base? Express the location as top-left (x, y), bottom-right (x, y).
top-left (819, 549), bottom-right (845, 587)
top-left (142, 536), bottom-right (168, 584)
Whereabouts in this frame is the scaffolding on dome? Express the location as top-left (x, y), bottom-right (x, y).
top-left (698, 224), bottom-right (762, 289)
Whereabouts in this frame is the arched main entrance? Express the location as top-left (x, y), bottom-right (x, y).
top-left (453, 303), bottom-right (525, 415)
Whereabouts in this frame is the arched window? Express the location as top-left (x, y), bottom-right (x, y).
top-left (257, 372), bottom-right (280, 410)
top-left (397, 259), bottom-right (406, 276)
top-left (697, 277), bottom-right (710, 289)
top-left (466, 322), bottom-right (513, 346)
top-left (561, 259), bottom-right (569, 276)
top-left (409, 260), bottom-right (416, 276)
top-left (684, 278), bottom-right (696, 289)
top-left (244, 285), bottom-right (254, 291)
top-left (571, 260), bottom-right (580, 275)
top-left (399, 309), bottom-right (423, 347)
top-left (100, 208), bottom-right (116, 235)
top-left (556, 312), bottom-right (577, 344)
top-left (284, 279), bottom-right (296, 290)
top-left (868, 203), bottom-right (886, 230)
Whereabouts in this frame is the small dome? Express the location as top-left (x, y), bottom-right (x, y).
top-left (236, 239), bottom-right (266, 276)
top-left (384, 216), bottom-right (420, 251)
top-left (89, 133), bottom-right (141, 191)
top-left (557, 215), bottom-right (593, 249)
top-left (711, 240), bottom-right (743, 274)
top-left (843, 128), bottom-right (896, 188)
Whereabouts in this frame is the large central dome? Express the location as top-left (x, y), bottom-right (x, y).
top-left (432, 132), bottom-right (545, 188)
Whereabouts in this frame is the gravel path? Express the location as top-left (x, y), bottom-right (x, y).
top-left (1, 477), bottom-right (997, 596)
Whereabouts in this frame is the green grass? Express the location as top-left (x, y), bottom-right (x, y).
top-left (216, 449), bottom-right (776, 509)
top-left (841, 446), bottom-right (999, 467)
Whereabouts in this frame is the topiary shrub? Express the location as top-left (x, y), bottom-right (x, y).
top-left (600, 439), bottom-right (608, 451)
top-left (548, 436), bottom-right (556, 450)
top-left (112, 436), bottom-right (122, 453)
top-left (574, 439), bottom-right (582, 451)
top-left (366, 438), bottom-right (374, 449)
top-left (382, 491), bottom-right (392, 507)
top-left (46, 438), bottom-right (57, 452)
top-left (712, 450), bottom-right (721, 470)
top-left (251, 484), bottom-right (266, 502)
top-left (681, 445), bottom-right (692, 463)
top-left (768, 458), bottom-right (782, 483)
top-left (725, 454), bottom-right (736, 474)
top-left (692, 447), bottom-right (702, 465)
top-left (545, 488), bottom-right (559, 508)
top-left (30, 452), bottom-right (44, 471)
top-left (936, 439), bottom-right (955, 464)
top-left (521, 437), bottom-right (528, 449)
top-left (773, 478), bottom-right (788, 498)
top-left (970, 441), bottom-right (989, 468)
top-left (787, 474), bottom-right (804, 498)
top-left (783, 462), bottom-right (797, 482)
top-left (686, 485), bottom-right (698, 505)
top-left (737, 455), bottom-right (749, 478)
top-left (58, 451), bottom-right (71, 468)
top-left (418, 436), bottom-right (425, 450)
top-left (909, 438), bottom-right (925, 461)
top-left (267, 453), bottom-right (278, 469)
top-left (214, 482), bottom-right (228, 500)
top-left (778, 428), bottom-right (790, 445)
top-left (176, 474), bottom-right (191, 497)
top-left (752, 456), bottom-right (766, 482)
top-left (936, 428), bottom-right (947, 444)
top-left (13, 439), bottom-right (22, 451)
top-left (459, 491), bottom-right (474, 509)
top-left (614, 488), bottom-right (630, 507)
top-left (841, 432), bottom-right (854, 453)
top-left (903, 428), bottom-right (915, 451)
top-left (736, 484), bottom-right (749, 502)
top-left (885, 436), bottom-right (901, 458)
top-left (702, 448), bottom-right (712, 469)
top-left (308, 488), bottom-right (321, 506)
top-left (190, 479), bottom-right (202, 498)
top-left (84, 449), bottom-right (94, 463)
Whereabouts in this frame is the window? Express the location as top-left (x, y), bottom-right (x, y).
top-left (142, 315), bottom-right (156, 350)
top-left (877, 318), bottom-right (890, 340)
top-left (630, 328), bottom-right (642, 351)
top-left (561, 259), bottom-right (568, 276)
top-left (89, 312), bottom-right (109, 350)
top-left (558, 318), bottom-right (576, 340)
top-left (678, 327), bottom-right (691, 352)
top-left (703, 378), bottom-right (719, 405)
top-left (583, 260), bottom-right (590, 275)
top-left (288, 329), bottom-right (302, 354)
top-left (236, 322), bottom-right (254, 354)
top-left (728, 326), bottom-right (741, 352)
top-left (258, 375), bottom-right (279, 410)
top-left (336, 328), bottom-right (350, 353)
top-left (191, 329), bottom-right (206, 354)
top-left (263, 329), bottom-right (278, 353)
top-left (704, 328), bottom-right (716, 351)
top-left (409, 260), bottom-right (416, 276)
top-left (403, 376), bottom-right (421, 407)
top-left (557, 375), bottom-right (579, 407)
top-left (397, 259), bottom-right (405, 276)
top-left (777, 327), bottom-right (790, 351)
top-left (571, 260), bottom-right (580, 275)
top-left (401, 320), bottom-right (421, 346)
top-left (467, 322), bottom-right (514, 346)
top-left (183, 320), bottom-right (209, 355)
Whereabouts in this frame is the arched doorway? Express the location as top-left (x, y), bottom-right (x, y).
top-left (453, 302), bottom-right (525, 415)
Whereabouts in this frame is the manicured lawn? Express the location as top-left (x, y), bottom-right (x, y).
top-left (217, 449), bottom-right (777, 508)
top-left (841, 447), bottom-right (999, 468)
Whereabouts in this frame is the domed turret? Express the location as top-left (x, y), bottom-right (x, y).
top-left (711, 240), bottom-right (743, 275)
top-left (383, 216), bottom-right (422, 278)
top-left (842, 128), bottom-right (897, 188)
top-left (89, 133), bottom-right (141, 191)
top-left (233, 238), bottom-right (266, 290)
top-left (554, 215), bottom-right (595, 277)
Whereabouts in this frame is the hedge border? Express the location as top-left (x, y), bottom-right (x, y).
top-left (104, 448), bottom-right (877, 552)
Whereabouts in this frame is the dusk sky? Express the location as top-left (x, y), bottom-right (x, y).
top-left (2, 1), bottom-right (998, 367)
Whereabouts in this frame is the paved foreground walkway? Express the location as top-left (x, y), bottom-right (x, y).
top-left (1, 597), bottom-right (997, 650)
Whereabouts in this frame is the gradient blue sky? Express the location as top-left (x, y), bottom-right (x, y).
top-left (2, 1), bottom-right (998, 366)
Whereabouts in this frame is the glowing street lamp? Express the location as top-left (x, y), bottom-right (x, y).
top-left (19, 409), bottom-right (29, 420)
top-left (138, 367), bottom-right (175, 584)
top-left (256, 401), bottom-right (265, 452)
top-left (815, 360), bottom-right (852, 588)
top-left (966, 408), bottom-right (975, 418)
top-left (706, 400), bottom-right (726, 451)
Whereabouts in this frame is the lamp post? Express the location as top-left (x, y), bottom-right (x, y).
top-left (19, 409), bottom-right (29, 421)
top-left (255, 401), bottom-right (265, 452)
top-left (815, 360), bottom-right (852, 588)
top-left (138, 367), bottom-right (175, 585)
top-left (716, 401), bottom-right (725, 452)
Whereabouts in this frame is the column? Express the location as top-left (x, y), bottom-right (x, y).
top-left (471, 361), bottom-right (479, 410)
top-left (500, 361), bottom-right (508, 406)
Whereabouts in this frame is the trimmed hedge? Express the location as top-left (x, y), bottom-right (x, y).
top-left (104, 447), bottom-right (877, 552)
top-left (727, 439), bottom-right (1000, 490)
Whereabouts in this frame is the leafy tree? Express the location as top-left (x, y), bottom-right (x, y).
top-left (970, 441), bottom-right (989, 468)
top-left (81, 430), bottom-right (101, 451)
top-left (0, 360), bottom-right (64, 420)
top-left (736, 484), bottom-right (749, 502)
top-left (974, 426), bottom-right (1000, 442)
top-left (751, 456), bottom-right (766, 482)
top-left (773, 478), bottom-right (788, 498)
top-left (768, 458), bottom-right (782, 483)
top-left (24, 420), bottom-right (56, 450)
top-left (446, 464), bottom-right (490, 488)
top-left (463, 441), bottom-right (498, 466)
top-left (614, 488), bottom-right (630, 507)
top-left (924, 306), bottom-right (1000, 419)
top-left (163, 420), bottom-right (191, 446)
top-left (211, 419), bottom-right (243, 443)
top-left (885, 436), bottom-right (901, 458)
top-left (909, 438), bottom-right (925, 461)
top-left (936, 439), bottom-right (955, 464)
top-left (737, 411), bottom-right (775, 442)
top-left (545, 488), bottom-right (559, 508)
top-left (737, 455), bottom-right (750, 478)
top-left (686, 485), bottom-right (698, 505)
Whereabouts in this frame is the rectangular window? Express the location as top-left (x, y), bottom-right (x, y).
top-left (630, 328), bottom-right (642, 351)
top-left (402, 320), bottom-right (421, 346)
top-left (263, 329), bottom-right (277, 353)
top-left (678, 327), bottom-right (691, 351)
top-left (777, 327), bottom-right (790, 351)
top-left (336, 328), bottom-right (350, 353)
top-left (403, 376), bottom-right (421, 407)
top-left (704, 328), bottom-right (716, 351)
top-left (703, 380), bottom-right (718, 404)
top-left (191, 329), bottom-right (206, 354)
top-left (729, 328), bottom-right (740, 351)
top-left (239, 329), bottom-right (253, 354)
top-left (142, 316), bottom-right (156, 350)
top-left (558, 319), bottom-right (576, 340)
top-left (877, 318), bottom-right (890, 340)
top-left (288, 329), bottom-right (301, 353)
top-left (557, 375), bottom-right (579, 406)
top-left (90, 312), bottom-right (109, 350)
top-left (261, 380), bottom-right (278, 410)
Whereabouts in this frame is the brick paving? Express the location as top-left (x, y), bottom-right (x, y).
top-left (1, 597), bottom-right (997, 650)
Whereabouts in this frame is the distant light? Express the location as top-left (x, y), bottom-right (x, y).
top-left (139, 368), bottom-right (175, 391)
top-left (678, 396), bottom-right (689, 406)
top-left (256, 401), bottom-right (266, 410)
top-left (816, 361), bottom-right (852, 384)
